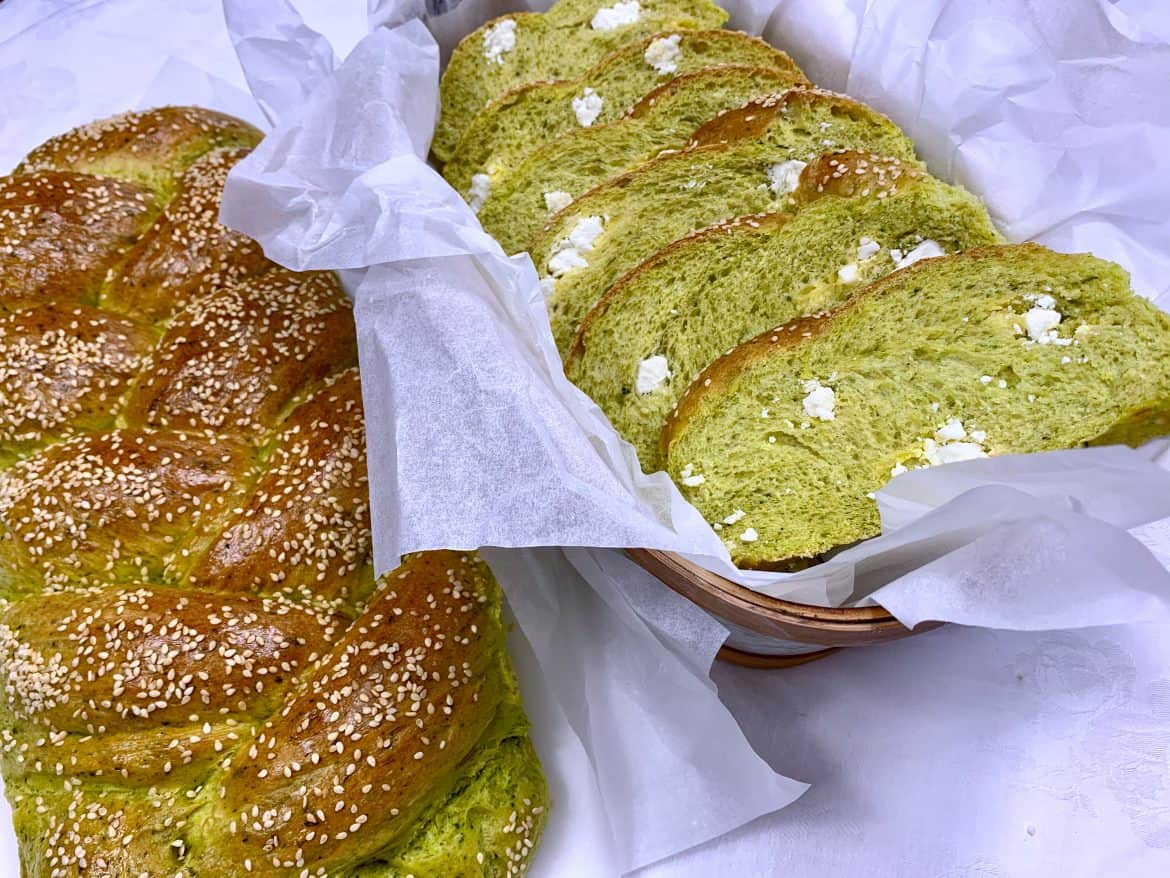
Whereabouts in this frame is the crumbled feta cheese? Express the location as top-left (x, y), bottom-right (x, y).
top-left (591, 0), bottom-right (641, 30)
top-left (740, 527), bottom-right (759, 542)
top-left (857, 237), bottom-right (881, 261)
top-left (837, 262), bottom-right (860, 284)
top-left (1024, 306), bottom-right (1062, 343)
top-left (1026, 293), bottom-right (1057, 309)
top-left (892, 239), bottom-right (945, 269)
top-left (923, 439), bottom-right (988, 466)
top-left (930, 402), bottom-right (940, 412)
top-left (723, 509), bottom-right (746, 525)
top-left (572, 88), bottom-right (604, 127)
top-left (635, 355), bottom-right (670, 394)
top-left (679, 463), bottom-right (705, 487)
top-left (483, 20), bottom-right (517, 64)
top-left (547, 215), bottom-right (604, 276)
top-left (644, 34), bottom-right (681, 74)
top-left (979, 375), bottom-right (993, 385)
top-left (890, 462), bottom-right (908, 477)
top-left (934, 417), bottom-right (967, 442)
top-left (467, 173), bottom-right (491, 213)
top-left (543, 190), bottom-right (573, 214)
top-left (801, 379), bottom-right (836, 421)
top-left (539, 276), bottom-right (557, 298)
top-left (969, 429), bottom-right (987, 442)
top-left (767, 159), bottom-right (808, 196)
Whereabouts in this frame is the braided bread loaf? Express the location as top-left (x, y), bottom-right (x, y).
top-left (0, 107), bottom-right (547, 878)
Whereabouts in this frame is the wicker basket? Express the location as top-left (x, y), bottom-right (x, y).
top-left (628, 548), bottom-right (941, 668)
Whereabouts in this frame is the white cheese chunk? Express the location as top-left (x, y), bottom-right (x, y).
top-left (482, 20), bottom-right (517, 64)
top-left (740, 527), bottom-right (759, 542)
top-left (893, 238), bottom-right (945, 269)
top-left (543, 190), bottom-right (573, 214)
top-left (723, 509), bottom-right (746, 525)
top-left (644, 34), bottom-right (682, 74)
top-left (767, 159), bottom-right (808, 196)
top-left (547, 215), bottom-right (604, 276)
top-left (801, 379), bottom-right (836, 421)
top-left (857, 237), bottom-right (881, 261)
top-left (467, 173), bottom-right (491, 213)
top-left (679, 463), bottom-right (705, 487)
top-left (635, 355), bottom-right (670, 394)
top-left (934, 417), bottom-right (967, 442)
top-left (923, 439), bottom-right (989, 466)
top-left (571, 88), bottom-right (604, 127)
top-left (592, 1), bottom-right (641, 31)
top-left (1024, 306), bottom-right (1062, 343)
top-left (837, 262), bottom-right (860, 284)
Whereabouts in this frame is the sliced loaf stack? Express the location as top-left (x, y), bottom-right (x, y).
top-left (438, 0), bottom-right (1170, 569)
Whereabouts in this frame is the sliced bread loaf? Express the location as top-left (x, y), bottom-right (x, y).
top-left (433, 0), bottom-right (728, 164)
top-left (444, 30), bottom-right (801, 200)
top-left (477, 64), bottom-right (809, 252)
top-left (565, 153), bottom-right (1003, 471)
top-left (661, 244), bottom-right (1170, 568)
top-left (531, 88), bottom-right (919, 354)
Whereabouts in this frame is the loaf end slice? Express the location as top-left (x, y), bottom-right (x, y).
top-left (662, 244), bottom-right (1170, 568)
top-left (433, 0), bottom-right (728, 163)
top-left (567, 152), bottom-right (1003, 471)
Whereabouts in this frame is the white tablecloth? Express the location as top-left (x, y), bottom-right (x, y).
top-left (2, 1), bottom-right (1169, 876)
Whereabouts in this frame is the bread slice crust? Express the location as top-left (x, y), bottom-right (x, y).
top-left (662, 243), bottom-right (1170, 568)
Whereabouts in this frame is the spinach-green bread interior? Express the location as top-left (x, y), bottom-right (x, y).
top-left (532, 88), bottom-right (920, 354)
top-left (476, 63), bottom-right (809, 253)
top-left (434, 0), bottom-right (728, 162)
top-left (443, 28), bottom-right (800, 200)
top-left (663, 245), bottom-right (1170, 568)
top-left (566, 152), bottom-right (1003, 470)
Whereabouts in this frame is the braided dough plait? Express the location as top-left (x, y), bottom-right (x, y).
top-left (0, 106), bottom-right (547, 878)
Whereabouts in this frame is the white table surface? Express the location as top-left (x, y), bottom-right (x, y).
top-left (2, 2), bottom-right (1170, 877)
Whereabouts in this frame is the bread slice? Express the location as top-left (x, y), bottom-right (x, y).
top-left (566, 153), bottom-right (1003, 471)
top-left (433, 0), bottom-right (728, 163)
top-left (478, 64), bottom-right (809, 252)
top-left (532, 88), bottom-right (919, 354)
top-left (443, 29), bottom-right (802, 200)
top-left (661, 243), bottom-right (1170, 569)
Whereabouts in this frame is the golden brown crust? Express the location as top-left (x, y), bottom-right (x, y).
top-left (1, 585), bottom-right (343, 735)
top-left (1, 107), bottom-right (535, 877)
top-left (660, 243), bottom-right (1052, 459)
top-left (16, 106), bottom-right (262, 186)
top-left (198, 551), bottom-right (503, 875)
top-left (565, 211), bottom-right (791, 366)
top-left (0, 428), bottom-right (254, 590)
top-left (105, 147), bottom-right (272, 322)
top-left (791, 150), bottom-right (927, 207)
top-left (191, 368), bottom-right (370, 602)
top-left (687, 87), bottom-right (892, 148)
top-left (625, 64), bottom-right (808, 120)
top-left (124, 269), bottom-right (357, 438)
top-left (0, 303), bottom-right (156, 451)
top-left (0, 171), bottom-right (158, 311)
